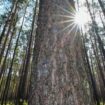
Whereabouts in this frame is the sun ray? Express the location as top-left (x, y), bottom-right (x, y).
top-left (56, 19), bottom-right (74, 24)
top-left (71, 25), bottom-right (79, 44)
top-left (54, 3), bottom-right (74, 16)
top-left (53, 1), bottom-right (90, 37)
top-left (67, 23), bottom-right (77, 36)
top-left (55, 22), bottom-right (74, 35)
top-left (65, 0), bottom-right (75, 12)
top-left (53, 14), bottom-right (72, 19)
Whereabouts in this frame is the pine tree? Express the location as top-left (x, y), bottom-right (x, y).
top-left (29, 0), bottom-right (94, 105)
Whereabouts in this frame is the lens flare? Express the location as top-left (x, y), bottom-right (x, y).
top-left (74, 8), bottom-right (90, 31)
top-left (53, 2), bottom-right (90, 36)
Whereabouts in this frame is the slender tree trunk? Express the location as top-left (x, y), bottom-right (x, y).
top-left (97, 0), bottom-right (105, 17)
top-left (20, 1), bottom-right (38, 103)
top-left (0, 0), bottom-right (18, 64)
top-left (29, 0), bottom-right (94, 105)
top-left (0, 0), bottom-right (18, 45)
top-left (82, 35), bottom-right (100, 105)
top-left (0, 17), bottom-right (17, 79)
top-left (90, 35), bottom-right (105, 104)
top-left (86, 0), bottom-right (105, 61)
top-left (0, 5), bottom-right (26, 105)
top-left (99, 12), bottom-right (105, 30)
top-left (0, 25), bottom-right (16, 103)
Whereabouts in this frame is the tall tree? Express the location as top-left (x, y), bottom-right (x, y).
top-left (29, 0), bottom-right (94, 105)
top-left (0, 2), bottom-right (27, 104)
top-left (97, 0), bottom-right (105, 17)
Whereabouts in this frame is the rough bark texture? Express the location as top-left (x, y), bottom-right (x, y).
top-left (29, 0), bottom-right (93, 105)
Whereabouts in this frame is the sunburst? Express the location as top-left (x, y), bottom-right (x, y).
top-left (54, 2), bottom-right (90, 34)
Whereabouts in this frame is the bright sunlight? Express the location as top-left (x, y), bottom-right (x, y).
top-left (74, 7), bottom-right (90, 31)
top-left (55, 3), bottom-right (90, 34)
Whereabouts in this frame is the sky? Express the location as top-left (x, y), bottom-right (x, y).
top-left (0, 0), bottom-right (11, 15)
top-left (0, 0), bottom-right (104, 33)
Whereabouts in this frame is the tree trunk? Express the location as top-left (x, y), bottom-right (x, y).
top-left (0, 4), bottom-right (27, 105)
top-left (29, 0), bottom-right (94, 105)
top-left (0, 0), bottom-right (18, 45)
top-left (97, 0), bottom-right (105, 17)
top-left (0, 0), bottom-right (18, 64)
top-left (86, 0), bottom-right (105, 61)
top-left (82, 35), bottom-right (100, 105)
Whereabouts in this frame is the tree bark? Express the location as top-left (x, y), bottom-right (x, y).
top-left (29, 0), bottom-right (94, 105)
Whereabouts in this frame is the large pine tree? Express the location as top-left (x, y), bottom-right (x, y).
top-left (29, 0), bottom-right (94, 105)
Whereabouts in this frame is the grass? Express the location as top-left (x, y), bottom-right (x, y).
top-left (0, 100), bottom-right (28, 105)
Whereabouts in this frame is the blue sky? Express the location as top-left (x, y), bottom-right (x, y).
top-left (0, 0), bottom-right (11, 15)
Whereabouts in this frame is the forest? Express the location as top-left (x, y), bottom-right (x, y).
top-left (0, 0), bottom-right (105, 105)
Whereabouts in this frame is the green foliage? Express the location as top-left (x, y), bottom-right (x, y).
top-left (23, 100), bottom-right (28, 105)
top-left (0, 101), bottom-right (28, 105)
